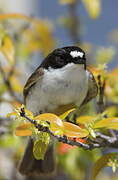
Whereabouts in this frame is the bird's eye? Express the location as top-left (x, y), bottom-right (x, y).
top-left (55, 56), bottom-right (66, 68)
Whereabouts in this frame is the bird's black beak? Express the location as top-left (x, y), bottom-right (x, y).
top-left (77, 59), bottom-right (86, 65)
top-left (74, 58), bottom-right (86, 69)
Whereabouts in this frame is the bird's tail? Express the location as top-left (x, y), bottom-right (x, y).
top-left (19, 138), bottom-right (56, 176)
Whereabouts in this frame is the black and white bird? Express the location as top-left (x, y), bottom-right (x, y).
top-left (19, 46), bottom-right (98, 176)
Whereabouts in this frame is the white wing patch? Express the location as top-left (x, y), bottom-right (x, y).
top-left (70, 51), bottom-right (84, 58)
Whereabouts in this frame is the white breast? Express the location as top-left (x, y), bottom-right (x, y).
top-left (26, 63), bottom-right (89, 115)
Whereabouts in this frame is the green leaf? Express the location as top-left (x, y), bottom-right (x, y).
top-left (104, 106), bottom-right (118, 118)
top-left (0, 83), bottom-right (7, 95)
top-left (33, 132), bottom-right (50, 160)
top-left (33, 139), bottom-right (48, 160)
top-left (88, 127), bottom-right (96, 138)
top-left (0, 135), bottom-right (21, 148)
top-left (108, 157), bottom-right (118, 173)
top-left (91, 153), bottom-right (118, 180)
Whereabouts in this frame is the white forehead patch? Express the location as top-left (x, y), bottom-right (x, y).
top-left (70, 51), bottom-right (84, 58)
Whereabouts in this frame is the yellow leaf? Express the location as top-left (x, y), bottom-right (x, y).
top-left (87, 65), bottom-right (104, 81)
top-left (0, 35), bottom-right (15, 64)
top-left (0, 13), bottom-right (33, 21)
top-left (7, 112), bottom-right (18, 118)
top-left (11, 101), bottom-right (22, 108)
top-left (82, 0), bottom-right (101, 19)
top-left (104, 106), bottom-right (118, 118)
top-left (63, 122), bottom-right (89, 137)
top-left (33, 21), bottom-right (55, 55)
top-left (0, 13), bottom-right (55, 56)
top-left (9, 76), bottom-right (23, 93)
top-left (59, 0), bottom-right (75, 5)
top-left (105, 69), bottom-right (118, 103)
top-left (16, 122), bottom-right (32, 129)
top-left (80, 42), bottom-right (93, 54)
top-left (95, 47), bottom-right (116, 64)
top-left (34, 113), bottom-right (63, 128)
top-left (94, 117), bottom-right (118, 130)
top-left (15, 122), bottom-right (32, 136)
top-left (76, 116), bottom-right (95, 125)
top-left (109, 68), bottom-right (118, 76)
top-left (15, 129), bottom-right (32, 136)
top-left (59, 108), bottom-right (75, 120)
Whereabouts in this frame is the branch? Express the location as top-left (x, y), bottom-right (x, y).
top-left (19, 108), bottom-right (118, 150)
top-left (94, 132), bottom-right (118, 148)
top-left (0, 117), bottom-right (13, 136)
top-left (97, 75), bottom-right (105, 113)
top-left (0, 126), bottom-right (8, 135)
top-left (0, 63), bottom-right (22, 103)
top-left (68, 0), bottom-right (81, 44)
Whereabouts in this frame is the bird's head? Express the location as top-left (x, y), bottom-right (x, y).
top-left (41, 46), bottom-right (86, 70)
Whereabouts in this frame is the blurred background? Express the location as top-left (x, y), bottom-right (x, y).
top-left (0, 0), bottom-right (118, 180)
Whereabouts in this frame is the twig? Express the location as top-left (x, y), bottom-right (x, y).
top-left (20, 108), bottom-right (92, 149)
top-left (96, 132), bottom-right (117, 144)
top-left (19, 108), bottom-right (118, 150)
top-left (0, 98), bottom-right (14, 104)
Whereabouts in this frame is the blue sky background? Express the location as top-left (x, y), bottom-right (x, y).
top-left (2, 0), bottom-right (117, 68)
top-left (34, 0), bottom-right (118, 68)
top-left (36, 0), bottom-right (118, 45)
